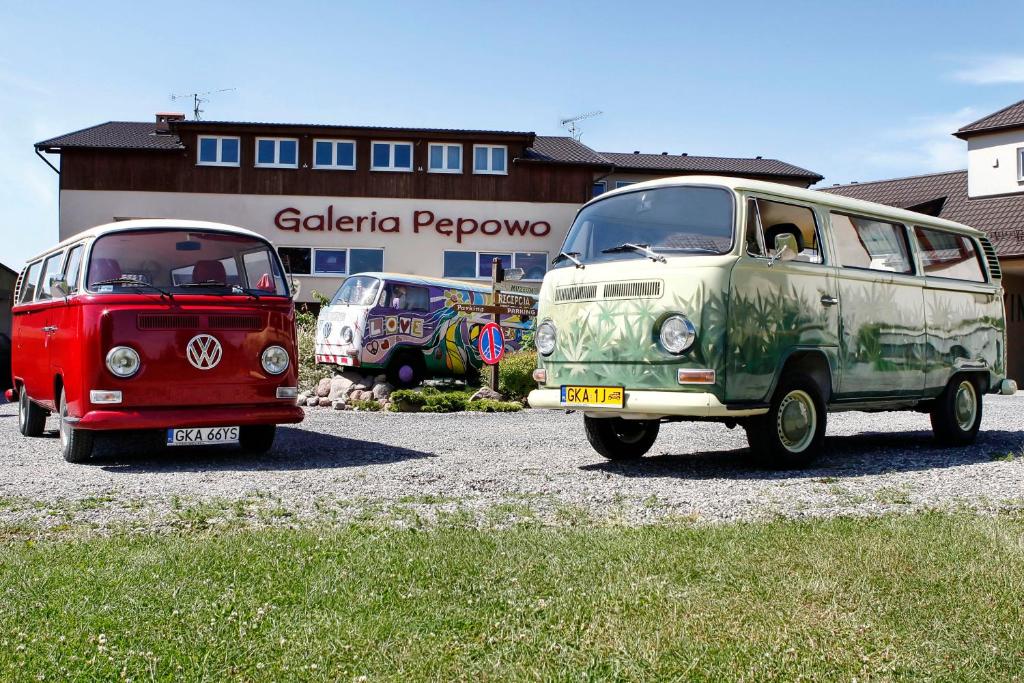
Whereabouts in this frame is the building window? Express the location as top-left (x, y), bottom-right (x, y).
top-left (197, 136), bottom-right (240, 166)
top-left (592, 181), bottom-right (606, 197)
top-left (615, 180), bottom-right (636, 189)
top-left (1018, 147), bottom-right (1024, 181)
top-left (428, 143), bottom-right (462, 173)
top-left (371, 141), bottom-right (413, 171)
top-left (314, 139), bottom-right (356, 170)
top-left (473, 145), bottom-right (507, 175)
top-left (443, 251), bottom-right (547, 280)
top-left (255, 138), bottom-right (299, 168)
top-left (278, 247), bottom-right (384, 276)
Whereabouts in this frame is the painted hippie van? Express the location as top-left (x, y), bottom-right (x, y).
top-left (8, 220), bottom-right (303, 462)
top-left (528, 176), bottom-right (1016, 467)
top-left (315, 273), bottom-right (529, 386)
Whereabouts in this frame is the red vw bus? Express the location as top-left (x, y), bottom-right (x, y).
top-left (8, 220), bottom-right (303, 462)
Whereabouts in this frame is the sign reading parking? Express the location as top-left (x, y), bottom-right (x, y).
top-left (478, 322), bottom-right (505, 366)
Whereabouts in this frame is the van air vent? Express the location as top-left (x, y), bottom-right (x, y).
top-left (137, 314), bottom-right (200, 330)
top-left (602, 280), bottom-right (663, 299)
top-left (554, 284), bottom-right (599, 302)
top-left (209, 315), bottom-right (262, 331)
top-left (978, 237), bottom-right (1001, 280)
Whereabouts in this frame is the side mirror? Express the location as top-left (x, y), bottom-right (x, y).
top-left (771, 233), bottom-right (799, 264)
top-left (49, 276), bottom-right (70, 299)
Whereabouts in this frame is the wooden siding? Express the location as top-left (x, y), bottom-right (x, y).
top-left (58, 130), bottom-right (597, 204)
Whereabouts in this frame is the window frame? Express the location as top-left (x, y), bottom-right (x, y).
top-left (35, 250), bottom-right (67, 301)
top-left (279, 246), bottom-right (385, 277)
top-left (427, 143), bottom-right (463, 174)
top-left (592, 181), bottom-right (607, 197)
top-left (1017, 147), bottom-right (1024, 182)
top-left (196, 135), bottom-right (241, 167)
top-left (254, 137), bottom-right (300, 169)
top-left (312, 139), bottom-right (357, 171)
top-left (472, 144), bottom-right (508, 175)
top-left (277, 246), bottom-right (313, 276)
top-left (442, 249), bottom-right (548, 281)
top-left (17, 260), bottom-right (43, 304)
top-left (912, 226), bottom-right (988, 284)
top-left (829, 211), bottom-right (916, 276)
top-left (614, 180), bottom-right (637, 189)
top-left (744, 195), bottom-right (827, 266)
top-left (370, 141), bottom-right (414, 172)
top-left (62, 243), bottom-right (85, 294)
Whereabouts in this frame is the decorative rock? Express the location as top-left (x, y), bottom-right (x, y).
top-left (372, 382), bottom-right (394, 401)
top-left (328, 376), bottom-right (353, 400)
top-left (318, 397), bottom-right (332, 407)
top-left (332, 399), bottom-right (347, 410)
top-left (354, 376), bottom-right (373, 390)
top-left (316, 378), bottom-right (332, 398)
top-left (296, 391), bottom-right (311, 407)
top-left (306, 397), bottom-right (319, 407)
top-left (470, 386), bottom-right (503, 402)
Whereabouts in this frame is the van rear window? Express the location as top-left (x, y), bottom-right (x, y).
top-left (831, 213), bottom-right (913, 274)
top-left (914, 228), bottom-right (985, 282)
top-left (18, 262), bottom-right (42, 303)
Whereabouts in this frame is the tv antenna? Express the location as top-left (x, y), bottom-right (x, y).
top-left (560, 110), bottom-right (603, 140)
top-left (170, 88), bottom-right (236, 120)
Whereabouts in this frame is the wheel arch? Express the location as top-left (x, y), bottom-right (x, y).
top-left (766, 348), bottom-right (836, 404)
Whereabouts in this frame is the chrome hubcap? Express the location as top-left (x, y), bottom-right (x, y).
top-left (777, 389), bottom-right (816, 453)
top-left (59, 395), bottom-right (70, 451)
top-left (18, 390), bottom-right (27, 429)
top-left (614, 421), bottom-right (648, 444)
top-left (954, 381), bottom-right (977, 431)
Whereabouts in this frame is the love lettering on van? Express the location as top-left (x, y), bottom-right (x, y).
top-left (274, 207), bottom-right (551, 244)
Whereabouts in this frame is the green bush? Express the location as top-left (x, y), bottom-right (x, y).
top-left (390, 388), bottom-right (475, 412)
top-left (296, 305), bottom-right (332, 392)
top-left (349, 399), bottom-right (382, 412)
top-left (466, 399), bottom-right (523, 413)
top-left (486, 350), bottom-right (537, 401)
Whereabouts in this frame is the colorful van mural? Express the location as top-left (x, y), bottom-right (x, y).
top-left (316, 273), bottom-right (531, 386)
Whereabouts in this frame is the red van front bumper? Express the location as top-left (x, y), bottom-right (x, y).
top-left (73, 404), bottom-right (305, 431)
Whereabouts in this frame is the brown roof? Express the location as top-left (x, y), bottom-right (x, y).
top-left (821, 170), bottom-right (1024, 258)
top-left (35, 122), bottom-right (184, 151)
top-left (600, 151), bottom-right (822, 182)
top-left (523, 136), bottom-right (611, 165)
top-left (955, 98), bottom-right (1024, 139)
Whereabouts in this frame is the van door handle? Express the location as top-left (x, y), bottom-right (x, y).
top-left (42, 326), bottom-right (58, 333)
top-left (820, 295), bottom-right (838, 307)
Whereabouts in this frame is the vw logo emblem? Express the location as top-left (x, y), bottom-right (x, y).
top-left (186, 334), bottom-right (223, 370)
top-left (322, 321), bottom-right (332, 338)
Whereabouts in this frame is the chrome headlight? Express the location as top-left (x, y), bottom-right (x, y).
top-left (341, 326), bottom-right (354, 344)
top-left (535, 320), bottom-right (557, 356)
top-left (658, 315), bottom-right (696, 354)
top-left (106, 346), bottom-right (141, 378)
top-left (261, 345), bottom-right (290, 375)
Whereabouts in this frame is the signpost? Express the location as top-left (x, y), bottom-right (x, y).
top-left (478, 322), bottom-right (505, 366)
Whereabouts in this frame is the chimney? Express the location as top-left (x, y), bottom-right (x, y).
top-left (155, 112), bottom-right (186, 132)
top-left (633, 150), bottom-right (640, 154)
top-left (661, 152), bottom-right (668, 155)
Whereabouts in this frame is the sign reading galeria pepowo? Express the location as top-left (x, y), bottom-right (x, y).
top-left (275, 206), bottom-right (552, 244)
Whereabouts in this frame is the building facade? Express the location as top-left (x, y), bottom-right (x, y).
top-left (824, 98), bottom-right (1024, 382)
top-left (35, 115), bottom-right (821, 303)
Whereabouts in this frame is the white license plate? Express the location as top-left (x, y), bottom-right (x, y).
top-left (166, 427), bottom-right (239, 446)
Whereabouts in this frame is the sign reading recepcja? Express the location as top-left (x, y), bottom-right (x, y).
top-left (275, 206), bottom-right (552, 243)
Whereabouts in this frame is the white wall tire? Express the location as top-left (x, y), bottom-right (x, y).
top-left (745, 373), bottom-right (827, 469)
top-left (17, 386), bottom-right (46, 437)
top-left (58, 389), bottom-right (94, 463)
top-left (930, 375), bottom-right (983, 446)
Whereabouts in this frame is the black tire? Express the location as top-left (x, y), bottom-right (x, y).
top-left (930, 375), bottom-right (983, 446)
top-left (584, 416), bottom-right (660, 460)
top-left (745, 373), bottom-right (826, 469)
top-left (386, 350), bottom-right (424, 388)
top-left (240, 425), bottom-right (276, 454)
top-left (58, 388), bottom-right (94, 463)
top-left (17, 385), bottom-right (47, 437)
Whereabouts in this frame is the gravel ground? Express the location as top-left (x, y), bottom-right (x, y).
top-left (0, 395), bottom-right (1022, 533)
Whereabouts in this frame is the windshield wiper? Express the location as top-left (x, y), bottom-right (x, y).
top-left (600, 243), bottom-right (667, 263)
top-left (90, 277), bottom-right (173, 298)
top-left (552, 251), bottom-right (585, 269)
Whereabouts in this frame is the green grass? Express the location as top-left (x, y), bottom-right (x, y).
top-left (1, 513), bottom-right (1023, 680)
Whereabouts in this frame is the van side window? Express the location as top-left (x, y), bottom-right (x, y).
top-left (18, 262), bottom-right (42, 303)
top-left (63, 245), bottom-right (84, 293)
top-left (746, 198), bottom-right (822, 263)
top-left (385, 283), bottom-right (430, 312)
top-left (36, 251), bottom-right (66, 301)
top-left (914, 227), bottom-right (985, 282)
top-left (831, 213), bottom-right (913, 274)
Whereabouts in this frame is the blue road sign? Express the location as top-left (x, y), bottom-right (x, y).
top-left (478, 322), bottom-right (505, 365)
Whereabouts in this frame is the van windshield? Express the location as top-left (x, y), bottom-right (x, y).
top-left (332, 275), bottom-right (381, 306)
top-left (556, 186), bottom-right (735, 267)
top-left (86, 228), bottom-right (289, 296)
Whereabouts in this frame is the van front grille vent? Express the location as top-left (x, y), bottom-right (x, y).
top-left (137, 314), bottom-right (200, 330)
top-left (209, 315), bottom-right (262, 331)
top-left (554, 284), bottom-right (599, 302)
top-left (603, 280), bottom-right (662, 299)
top-left (979, 237), bottom-right (1002, 280)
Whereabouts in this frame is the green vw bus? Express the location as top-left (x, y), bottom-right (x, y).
top-left (528, 176), bottom-right (1016, 467)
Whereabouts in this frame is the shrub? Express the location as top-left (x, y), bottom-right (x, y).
top-left (487, 350), bottom-right (537, 401)
top-left (349, 399), bottom-right (382, 411)
top-left (390, 388), bottom-right (474, 412)
top-left (466, 399), bottom-right (523, 413)
top-left (296, 305), bottom-right (332, 392)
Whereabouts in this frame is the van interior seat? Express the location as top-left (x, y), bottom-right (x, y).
top-left (764, 223), bottom-right (806, 253)
top-left (89, 258), bottom-right (122, 285)
top-left (192, 260), bottom-right (227, 283)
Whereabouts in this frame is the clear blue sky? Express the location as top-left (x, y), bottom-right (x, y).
top-left (3, 0), bottom-right (1024, 271)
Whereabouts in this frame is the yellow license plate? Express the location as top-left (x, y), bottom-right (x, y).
top-left (560, 385), bottom-right (625, 408)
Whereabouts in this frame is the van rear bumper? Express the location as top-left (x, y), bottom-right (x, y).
top-left (72, 404), bottom-right (305, 431)
top-left (526, 389), bottom-right (769, 418)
